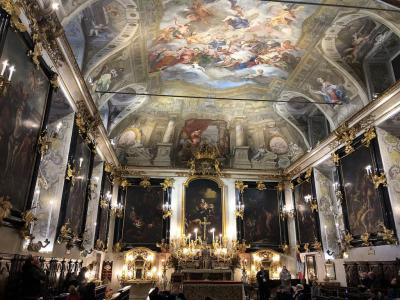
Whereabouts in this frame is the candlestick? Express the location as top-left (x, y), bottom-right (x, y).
top-left (365, 165), bottom-right (372, 175)
top-left (1, 60), bottom-right (8, 76)
top-left (8, 65), bottom-right (15, 81)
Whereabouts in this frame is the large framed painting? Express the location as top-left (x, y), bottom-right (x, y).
top-left (183, 177), bottom-right (224, 243)
top-left (241, 182), bottom-right (284, 250)
top-left (0, 27), bottom-right (52, 219)
top-left (334, 131), bottom-right (395, 246)
top-left (121, 178), bottom-right (165, 248)
top-left (58, 128), bottom-right (94, 238)
top-left (292, 171), bottom-right (321, 252)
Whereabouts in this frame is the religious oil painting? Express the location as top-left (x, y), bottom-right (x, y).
top-left (184, 178), bottom-right (223, 243)
top-left (147, 0), bottom-right (317, 90)
top-left (122, 186), bottom-right (164, 246)
top-left (294, 181), bottom-right (319, 245)
top-left (63, 134), bottom-right (92, 235)
top-left (0, 29), bottom-right (50, 212)
top-left (176, 119), bottom-right (229, 166)
top-left (243, 187), bottom-right (281, 247)
top-left (340, 146), bottom-right (385, 236)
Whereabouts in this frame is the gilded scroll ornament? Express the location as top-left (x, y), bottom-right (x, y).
top-left (311, 239), bottom-right (322, 252)
top-left (160, 178), bottom-right (174, 191)
top-left (304, 168), bottom-right (313, 181)
top-left (334, 123), bottom-right (357, 155)
top-left (331, 152), bottom-right (340, 166)
top-left (256, 181), bottom-right (266, 191)
top-left (139, 177), bottom-right (151, 189)
top-left (361, 232), bottom-right (370, 246)
top-left (235, 180), bottom-right (248, 193)
top-left (0, 196), bottom-right (12, 224)
top-left (20, 209), bottom-right (37, 239)
top-left (95, 239), bottom-right (106, 251)
top-left (361, 127), bottom-right (376, 147)
top-left (0, 0), bottom-right (27, 32)
top-left (378, 224), bottom-right (397, 245)
top-left (65, 163), bottom-right (76, 185)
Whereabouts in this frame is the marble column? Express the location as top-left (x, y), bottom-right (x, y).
top-left (107, 181), bottom-right (120, 252)
top-left (154, 119), bottom-right (175, 166)
top-left (232, 121), bottom-right (251, 169)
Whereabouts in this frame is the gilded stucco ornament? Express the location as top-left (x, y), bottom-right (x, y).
top-left (65, 163), bottom-right (76, 185)
top-left (304, 168), bottom-right (313, 181)
top-left (361, 232), bottom-right (370, 246)
top-left (160, 178), bottom-right (175, 191)
top-left (361, 127), bottom-right (376, 147)
top-left (235, 180), bottom-right (248, 193)
top-left (312, 239), bottom-right (322, 252)
top-left (331, 152), bottom-right (340, 166)
top-left (378, 224), bottom-right (397, 245)
top-left (95, 239), bottom-right (106, 252)
top-left (256, 181), bottom-right (266, 191)
top-left (20, 209), bottom-right (37, 239)
top-left (113, 241), bottom-right (123, 253)
top-left (334, 122), bottom-right (357, 155)
top-left (0, 196), bottom-right (12, 224)
top-left (139, 177), bottom-right (151, 189)
top-left (0, 0), bottom-right (27, 32)
top-left (280, 243), bottom-right (290, 254)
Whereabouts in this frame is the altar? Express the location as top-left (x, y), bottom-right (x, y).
top-left (181, 268), bottom-right (233, 281)
top-left (183, 281), bottom-right (245, 300)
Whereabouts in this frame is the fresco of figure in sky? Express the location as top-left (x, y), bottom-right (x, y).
top-left (311, 77), bottom-right (349, 105)
top-left (147, 0), bottom-right (318, 89)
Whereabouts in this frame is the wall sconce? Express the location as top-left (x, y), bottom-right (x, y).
top-left (235, 203), bottom-right (245, 219)
top-left (111, 203), bottom-right (124, 218)
top-left (162, 203), bottom-right (172, 219)
top-left (100, 191), bottom-right (112, 209)
top-left (365, 165), bottom-right (387, 189)
top-left (304, 194), bottom-right (318, 212)
top-left (0, 59), bottom-right (15, 95)
top-left (280, 205), bottom-right (294, 219)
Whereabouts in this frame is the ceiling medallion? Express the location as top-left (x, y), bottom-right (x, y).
top-left (188, 143), bottom-right (222, 177)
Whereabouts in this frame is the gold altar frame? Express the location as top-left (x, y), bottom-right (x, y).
top-left (181, 176), bottom-right (226, 238)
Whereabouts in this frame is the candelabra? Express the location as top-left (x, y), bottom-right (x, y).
top-left (162, 203), bottom-right (172, 219)
top-left (280, 205), bottom-right (295, 219)
top-left (304, 194), bottom-right (318, 212)
top-left (365, 165), bottom-right (387, 189)
top-left (235, 203), bottom-right (245, 219)
top-left (111, 203), bottom-right (124, 218)
top-left (0, 59), bottom-right (15, 96)
top-left (100, 191), bottom-right (112, 209)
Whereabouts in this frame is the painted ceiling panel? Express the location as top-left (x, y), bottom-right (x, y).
top-left (60, 0), bottom-right (400, 168)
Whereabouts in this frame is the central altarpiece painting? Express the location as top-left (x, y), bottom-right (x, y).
top-left (184, 177), bottom-right (223, 242)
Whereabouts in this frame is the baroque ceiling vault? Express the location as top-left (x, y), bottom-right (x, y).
top-left (58, 0), bottom-right (400, 170)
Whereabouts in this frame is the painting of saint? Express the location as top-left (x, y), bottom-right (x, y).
top-left (243, 188), bottom-right (281, 246)
top-left (340, 147), bottom-right (385, 236)
top-left (294, 181), bottom-right (319, 244)
top-left (0, 29), bottom-right (50, 213)
top-left (122, 187), bottom-right (164, 245)
top-left (185, 178), bottom-right (223, 242)
top-left (176, 119), bottom-right (229, 166)
top-left (147, 0), bottom-right (317, 89)
top-left (63, 135), bottom-right (93, 235)
top-left (311, 77), bottom-right (348, 105)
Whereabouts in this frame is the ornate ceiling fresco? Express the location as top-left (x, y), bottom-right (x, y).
top-left (58, 0), bottom-right (400, 169)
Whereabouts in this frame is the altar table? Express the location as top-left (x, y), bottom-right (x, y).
top-left (183, 281), bottom-right (245, 300)
top-left (181, 268), bottom-right (233, 281)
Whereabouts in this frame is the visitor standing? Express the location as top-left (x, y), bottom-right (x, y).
top-left (256, 266), bottom-right (270, 300)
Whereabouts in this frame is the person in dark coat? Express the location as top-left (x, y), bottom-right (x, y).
top-left (21, 256), bottom-right (46, 299)
top-left (256, 266), bottom-right (270, 300)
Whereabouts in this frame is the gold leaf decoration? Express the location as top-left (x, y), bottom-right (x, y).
top-left (0, 0), bottom-right (27, 32)
top-left (304, 168), bottom-right (312, 181)
top-left (161, 178), bottom-right (174, 191)
top-left (256, 181), bottom-right (266, 191)
top-left (139, 177), bottom-right (151, 189)
top-left (361, 232), bottom-right (370, 246)
top-left (331, 153), bottom-right (340, 166)
top-left (361, 127), bottom-right (376, 148)
top-left (235, 181), bottom-right (248, 193)
top-left (0, 196), bottom-right (12, 224)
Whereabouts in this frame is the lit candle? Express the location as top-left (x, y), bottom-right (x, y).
top-left (194, 228), bottom-right (198, 241)
top-left (1, 60), bottom-right (8, 76)
top-left (79, 157), bottom-right (83, 168)
top-left (188, 233), bottom-right (191, 244)
top-left (365, 165), bottom-right (372, 175)
top-left (210, 228), bottom-right (215, 243)
top-left (8, 65), bottom-right (15, 81)
top-left (219, 233), bottom-right (222, 243)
